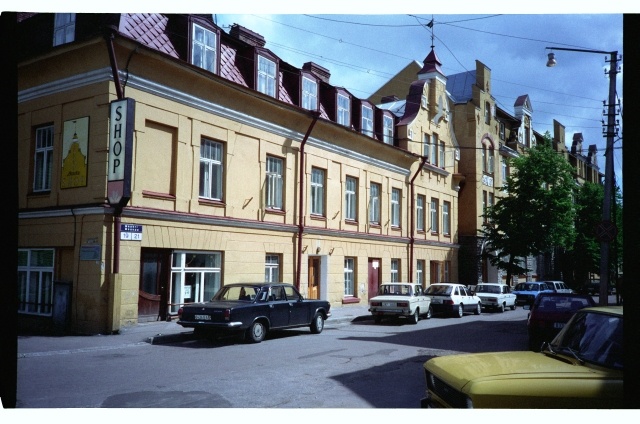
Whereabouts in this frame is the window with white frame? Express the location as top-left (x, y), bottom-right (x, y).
top-left (391, 188), bottom-right (401, 228)
top-left (383, 115), bottom-right (394, 144)
top-left (443, 201), bottom-right (451, 235)
top-left (257, 55), bottom-right (276, 97)
top-left (344, 257), bottom-right (355, 296)
top-left (170, 252), bottom-right (221, 314)
top-left (199, 139), bottom-right (223, 200)
top-left (311, 167), bottom-right (325, 216)
top-left (416, 195), bottom-right (425, 231)
top-left (265, 156), bottom-right (283, 209)
top-left (361, 105), bottom-right (373, 137)
top-left (501, 157), bottom-right (508, 183)
top-left (488, 146), bottom-right (494, 174)
top-left (337, 94), bottom-right (350, 127)
top-left (416, 259), bottom-right (425, 287)
top-left (439, 141), bottom-right (445, 168)
top-left (192, 23), bottom-right (217, 73)
top-left (18, 249), bottom-right (54, 315)
top-left (34, 125), bottom-right (54, 192)
top-left (430, 198), bottom-right (439, 232)
top-left (499, 122), bottom-right (505, 140)
top-left (302, 76), bottom-right (318, 111)
top-left (265, 254), bottom-right (280, 282)
top-left (391, 259), bottom-right (400, 283)
top-left (482, 145), bottom-right (488, 173)
top-left (485, 101), bottom-right (491, 124)
top-left (431, 133), bottom-right (438, 166)
top-left (423, 133), bottom-right (430, 158)
top-left (345, 176), bottom-right (357, 221)
top-left (53, 13), bottom-right (75, 46)
top-left (369, 182), bottom-right (381, 224)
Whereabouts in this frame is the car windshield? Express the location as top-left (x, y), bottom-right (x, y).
top-left (549, 311), bottom-right (623, 370)
top-left (378, 285), bottom-right (412, 296)
top-left (426, 285), bottom-right (452, 295)
top-left (476, 285), bottom-right (500, 294)
top-left (515, 283), bottom-right (542, 292)
top-left (212, 285), bottom-right (261, 302)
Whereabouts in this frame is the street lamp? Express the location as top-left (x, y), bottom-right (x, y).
top-left (546, 46), bottom-right (621, 306)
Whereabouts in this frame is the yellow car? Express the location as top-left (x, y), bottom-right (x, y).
top-left (421, 306), bottom-right (623, 408)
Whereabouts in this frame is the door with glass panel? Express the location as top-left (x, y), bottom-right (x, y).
top-left (169, 251), bottom-right (221, 315)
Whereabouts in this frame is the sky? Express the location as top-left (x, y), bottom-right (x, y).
top-left (10, 0), bottom-right (630, 191)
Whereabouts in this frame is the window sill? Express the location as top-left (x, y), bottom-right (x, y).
top-left (341, 297), bottom-right (361, 305)
top-left (310, 214), bottom-right (326, 222)
top-left (198, 198), bottom-right (225, 207)
top-left (143, 190), bottom-right (175, 201)
top-left (344, 219), bottom-right (358, 226)
top-left (265, 208), bottom-right (286, 215)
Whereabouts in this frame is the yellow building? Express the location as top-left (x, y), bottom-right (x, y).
top-left (17, 13), bottom-right (460, 334)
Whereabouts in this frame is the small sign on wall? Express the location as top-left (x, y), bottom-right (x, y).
top-left (120, 224), bottom-right (143, 241)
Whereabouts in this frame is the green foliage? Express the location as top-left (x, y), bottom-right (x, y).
top-left (480, 134), bottom-right (576, 283)
top-left (570, 182), bottom-right (604, 283)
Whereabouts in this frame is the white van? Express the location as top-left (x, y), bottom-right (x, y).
top-left (542, 280), bottom-right (573, 293)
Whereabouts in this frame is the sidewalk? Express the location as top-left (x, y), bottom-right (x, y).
top-left (17, 304), bottom-right (372, 355)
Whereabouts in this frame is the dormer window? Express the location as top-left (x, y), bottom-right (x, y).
top-left (53, 13), bottom-right (75, 46)
top-left (337, 93), bottom-right (350, 127)
top-left (383, 115), bottom-right (394, 145)
top-left (361, 105), bottom-right (373, 137)
top-left (191, 23), bottom-right (217, 73)
top-left (257, 55), bottom-right (276, 97)
top-left (302, 76), bottom-right (318, 111)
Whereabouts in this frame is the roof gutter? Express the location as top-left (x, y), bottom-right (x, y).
top-left (295, 111), bottom-right (321, 290)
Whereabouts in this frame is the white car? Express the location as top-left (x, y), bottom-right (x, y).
top-left (475, 283), bottom-right (516, 312)
top-left (369, 283), bottom-right (432, 324)
top-left (425, 283), bottom-right (482, 317)
top-left (542, 280), bottom-right (573, 294)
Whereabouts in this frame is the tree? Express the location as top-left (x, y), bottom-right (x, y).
top-left (481, 134), bottom-right (576, 285)
top-left (570, 182), bottom-right (603, 287)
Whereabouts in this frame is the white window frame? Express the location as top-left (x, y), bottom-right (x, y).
top-left (430, 198), bottom-right (439, 233)
top-left (199, 139), bottom-right (223, 201)
top-left (423, 133), bottom-right (430, 158)
top-left (170, 252), bottom-right (221, 314)
top-left (416, 260), bottom-right (425, 287)
top-left (265, 156), bottom-right (283, 209)
top-left (265, 254), bottom-right (280, 282)
top-left (361, 105), bottom-right (374, 137)
top-left (443, 201), bottom-right (451, 235)
top-left (431, 133), bottom-right (438, 166)
top-left (439, 141), bottom-right (445, 168)
top-left (257, 55), bottom-right (276, 97)
top-left (416, 195), bottom-right (425, 231)
top-left (18, 249), bottom-right (54, 316)
top-left (34, 125), bottom-right (54, 192)
top-left (302, 76), bottom-right (318, 111)
top-left (391, 259), bottom-right (400, 283)
top-left (311, 167), bottom-right (325, 216)
top-left (345, 176), bottom-right (357, 221)
top-left (391, 188), bottom-right (401, 228)
top-left (488, 146), bottom-right (495, 174)
top-left (383, 115), bottom-right (394, 145)
top-left (337, 94), bottom-right (350, 127)
top-left (369, 182), bottom-right (381, 224)
top-left (192, 23), bottom-right (217, 73)
top-left (344, 258), bottom-right (355, 296)
top-left (501, 157), bottom-right (508, 183)
top-left (53, 13), bottom-right (75, 46)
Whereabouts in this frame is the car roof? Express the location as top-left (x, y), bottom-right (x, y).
top-left (381, 282), bottom-right (416, 285)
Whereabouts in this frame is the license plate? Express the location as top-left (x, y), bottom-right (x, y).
top-left (383, 302), bottom-right (394, 307)
top-left (553, 322), bottom-right (565, 329)
top-left (195, 314), bottom-right (211, 321)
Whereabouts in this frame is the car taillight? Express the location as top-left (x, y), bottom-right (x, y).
top-left (224, 309), bottom-right (231, 321)
top-left (397, 302), bottom-right (409, 307)
top-left (444, 300), bottom-right (454, 305)
top-left (371, 302), bottom-right (382, 306)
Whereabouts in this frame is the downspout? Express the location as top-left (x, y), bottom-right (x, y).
top-left (409, 156), bottom-right (428, 284)
top-left (105, 26), bottom-right (124, 273)
top-left (295, 111), bottom-right (321, 290)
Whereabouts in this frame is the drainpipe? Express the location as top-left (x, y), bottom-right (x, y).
top-left (409, 156), bottom-right (428, 284)
top-left (295, 112), bottom-right (321, 290)
top-left (105, 26), bottom-right (124, 273)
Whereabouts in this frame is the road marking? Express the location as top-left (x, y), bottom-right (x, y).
top-left (18, 342), bottom-right (148, 358)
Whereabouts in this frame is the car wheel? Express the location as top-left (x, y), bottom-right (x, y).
top-left (455, 304), bottom-right (464, 318)
top-left (246, 321), bottom-right (266, 343)
top-left (510, 303), bottom-right (516, 311)
top-left (475, 302), bottom-right (482, 315)
top-left (499, 303), bottom-right (505, 313)
top-left (310, 313), bottom-right (325, 334)
top-left (426, 305), bottom-right (433, 319)
top-left (409, 309), bottom-right (419, 324)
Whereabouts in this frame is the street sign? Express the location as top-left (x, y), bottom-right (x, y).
top-left (595, 220), bottom-right (617, 243)
top-left (120, 224), bottom-right (143, 241)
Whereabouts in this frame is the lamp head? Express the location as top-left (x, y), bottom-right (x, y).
top-left (546, 52), bottom-right (557, 67)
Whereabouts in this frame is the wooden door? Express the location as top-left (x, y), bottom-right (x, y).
top-left (368, 258), bottom-right (381, 300)
top-left (307, 257), bottom-right (320, 299)
top-left (138, 249), bottom-right (170, 322)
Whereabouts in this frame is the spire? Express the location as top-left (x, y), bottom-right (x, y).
top-left (418, 47), bottom-right (444, 76)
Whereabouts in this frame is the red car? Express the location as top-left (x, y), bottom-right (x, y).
top-left (525, 292), bottom-right (595, 351)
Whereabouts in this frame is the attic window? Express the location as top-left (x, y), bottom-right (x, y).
top-left (53, 13), bottom-right (75, 46)
top-left (192, 24), bottom-right (217, 73)
top-left (361, 105), bottom-right (373, 137)
top-left (302, 76), bottom-right (318, 111)
top-left (257, 55), bottom-right (276, 97)
top-left (337, 94), bottom-right (350, 127)
top-left (383, 115), bottom-right (394, 145)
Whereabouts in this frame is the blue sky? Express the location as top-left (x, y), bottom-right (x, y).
top-left (15, 1), bottom-right (629, 191)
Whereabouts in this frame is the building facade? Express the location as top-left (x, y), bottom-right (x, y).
top-left (17, 13), bottom-right (460, 334)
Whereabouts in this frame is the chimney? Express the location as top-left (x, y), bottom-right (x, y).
top-left (303, 62), bottom-right (331, 84)
top-left (229, 24), bottom-right (266, 47)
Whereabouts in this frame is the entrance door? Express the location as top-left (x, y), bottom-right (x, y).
top-left (308, 257), bottom-right (320, 299)
top-left (368, 258), bottom-right (381, 300)
top-left (139, 249), bottom-right (171, 322)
